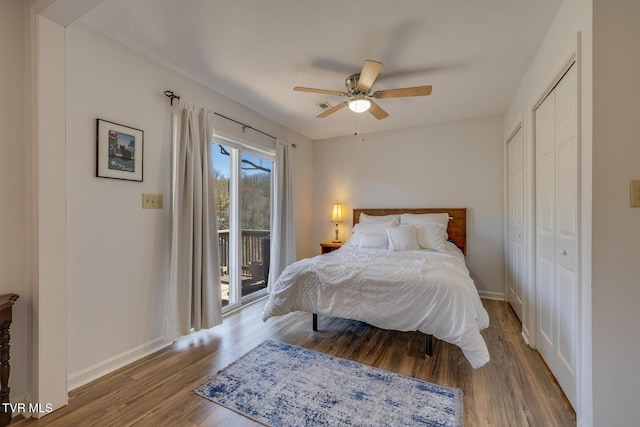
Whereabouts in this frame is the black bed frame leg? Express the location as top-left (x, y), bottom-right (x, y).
top-left (312, 313), bottom-right (318, 331)
top-left (425, 334), bottom-right (434, 357)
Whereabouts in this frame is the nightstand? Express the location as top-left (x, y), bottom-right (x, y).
top-left (320, 241), bottom-right (343, 254)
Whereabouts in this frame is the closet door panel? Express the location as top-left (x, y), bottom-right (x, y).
top-left (510, 240), bottom-right (524, 316)
top-left (556, 67), bottom-right (578, 273)
top-left (557, 264), bottom-right (577, 375)
top-left (537, 257), bottom-right (555, 346)
top-left (553, 64), bottom-right (578, 405)
top-left (535, 97), bottom-right (555, 156)
top-left (557, 141), bottom-right (578, 269)
top-left (537, 153), bottom-right (555, 238)
top-left (534, 63), bottom-right (578, 409)
top-left (507, 127), bottom-right (524, 320)
top-left (535, 90), bottom-right (556, 354)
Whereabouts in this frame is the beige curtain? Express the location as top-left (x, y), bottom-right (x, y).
top-left (165, 107), bottom-right (222, 342)
top-left (268, 140), bottom-right (296, 287)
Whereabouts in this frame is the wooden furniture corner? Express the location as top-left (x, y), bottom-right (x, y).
top-left (320, 241), bottom-right (343, 254)
top-left (0, 294), bottom-right (18, 427)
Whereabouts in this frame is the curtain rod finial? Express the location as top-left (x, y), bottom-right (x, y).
top-left (164, 90), bottom-right (180, 106)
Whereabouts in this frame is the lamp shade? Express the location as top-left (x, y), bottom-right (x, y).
top-left (331, 202), bottom-right (343, 223)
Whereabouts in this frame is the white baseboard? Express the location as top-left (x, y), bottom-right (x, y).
top-left (577, 417), bottom-right (591, 427)
top-left (478, 290), bottom-right (504, 301)
top-left (67, 337), bottom-right (171, 391)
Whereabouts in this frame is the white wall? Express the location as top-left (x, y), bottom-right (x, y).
top-left (65, 22), bottom-right (313, 388)
top-left (0, 0), bottom-right (28, 407)
top-left (503, 0), bottom-right (592, 424)
top-left (313, 117), bottom-right (505, 298)
top-left (592, 1), bottom-right (640, 425)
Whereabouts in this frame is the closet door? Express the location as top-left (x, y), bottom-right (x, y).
top-left (507, 126), bottom-right (524, 322)
top-left (535, 63), bottom-right (577, 409)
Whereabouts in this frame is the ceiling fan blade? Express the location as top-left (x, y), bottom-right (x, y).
top-left (368, 100), bottom-right (389, 120)
top-left (373, 85), bottom-right (432, 99)
top-left (294, 87), bottom-right (348, 97)
top-left (316, 101), bottom-right (348, 118)
top-left (357, 60), bottom-right (383, 91)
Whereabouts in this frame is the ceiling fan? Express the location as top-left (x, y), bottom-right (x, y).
top-left (294, 60), bottom-right (432, 120)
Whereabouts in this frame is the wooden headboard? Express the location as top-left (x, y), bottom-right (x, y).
top-left (352, 208), bottom-right (467, 255)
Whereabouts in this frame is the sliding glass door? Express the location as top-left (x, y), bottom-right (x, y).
top-left (213, 140), bottom-right (273, 312)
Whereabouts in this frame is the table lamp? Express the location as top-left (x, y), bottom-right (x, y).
top-left (331, 202), bottom-right (343, 243)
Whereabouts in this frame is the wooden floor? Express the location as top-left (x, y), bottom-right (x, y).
top-left (13, 299), bottom-right (576, 426)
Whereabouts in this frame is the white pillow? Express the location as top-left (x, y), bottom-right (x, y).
top-left (352, 222), bottom-right (393, 234)
top-left (343, 222), bottom-right (393, 248)
top-left (386, 225), bottom-right (419, 251)
top-left (416, 223), bottom-right (447, 251)
top-left (342, 235), bottom-right (359, 247)
top-left (400, 213), bottom-right (450, 238)
top-left (358, 232), bottom-right (389, 249)
top-left (359, 213), bottom-right (401, 224)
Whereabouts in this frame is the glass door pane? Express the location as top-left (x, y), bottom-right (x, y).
top-left (213, 143), bottom-right (233, 308)
top-left (239, 152), bottom-right (272, 302)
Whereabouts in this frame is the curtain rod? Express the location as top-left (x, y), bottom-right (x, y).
top-left (213, 112), bottom-right (277, 141)
top-left (164, 90), bottom-right (296, 147)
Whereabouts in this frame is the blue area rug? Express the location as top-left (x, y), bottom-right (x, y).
top-left (193, 340), bottom-right (463, 426)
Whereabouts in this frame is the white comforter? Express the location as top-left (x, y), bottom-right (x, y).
top-left (262, 242), bottom-right (490, 369)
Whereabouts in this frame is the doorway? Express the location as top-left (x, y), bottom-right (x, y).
top-left (212, 140), bottom-right (274, 312)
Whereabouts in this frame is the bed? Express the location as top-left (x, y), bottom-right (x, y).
top-left (262, 208), bottom-right (490, 369)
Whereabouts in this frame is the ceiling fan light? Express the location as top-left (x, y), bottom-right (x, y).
top-left (348, 97), bottom-right (371, 113)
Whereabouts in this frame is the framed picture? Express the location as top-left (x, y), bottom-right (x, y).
top-left (96, 119), bottom-right (144, 182)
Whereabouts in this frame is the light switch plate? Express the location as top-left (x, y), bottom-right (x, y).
top-left (142, 193), bottom-right (163, 209)
top-left (631, 180), bottom-right (640, 207)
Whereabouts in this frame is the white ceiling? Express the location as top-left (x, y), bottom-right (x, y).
top-left (79, 0), bottom-right (563, 141)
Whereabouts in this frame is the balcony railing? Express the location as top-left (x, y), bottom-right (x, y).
top-left (218, 229), bottom-right (270, 306)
